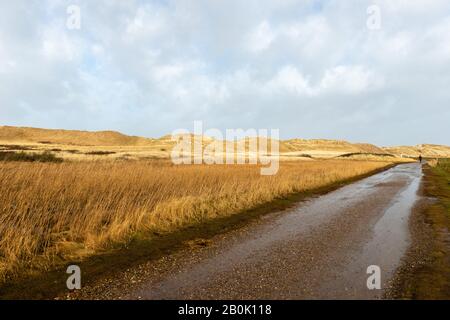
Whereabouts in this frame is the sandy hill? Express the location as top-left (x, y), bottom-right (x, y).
top-left (0, 126), bottom-right (154, 146)
top-left (160, 135), bottom-right (289, 153)
top-left (0, 126), bottom-right (385, 153)
top-left (1, 125), bottom-right (449, 159)
top-left (384, 144), bottom-right (450, 158)
top-left (283, 139), bottom-right (386, 155)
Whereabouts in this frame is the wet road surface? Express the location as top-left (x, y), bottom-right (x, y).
top-left (71, 163), bottom-right (422, 300)
top-left (116, 163), bottom-right (422, 300)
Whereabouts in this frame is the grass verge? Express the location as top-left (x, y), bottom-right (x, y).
top-left (391, 159), bottom-right (450, 299)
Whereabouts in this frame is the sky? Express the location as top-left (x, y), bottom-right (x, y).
top-left (0, 0), bottom-right (449, 146)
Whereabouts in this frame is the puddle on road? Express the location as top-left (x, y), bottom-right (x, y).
top-left (362, 164), bottom-right (422, 292)
top-left (319, 163), bottom-right (423, 299)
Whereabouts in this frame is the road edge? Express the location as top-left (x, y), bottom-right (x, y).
top-left (386, 162), bottom-right (450, 299)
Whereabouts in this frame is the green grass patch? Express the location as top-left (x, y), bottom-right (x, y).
top-left (85, 151), bottom-right (116, 155)
top-left (0, 151), bottom-right (63, 163)
top-left (337, 152), bottom-right (395, 158)
top-left (396, 159), bottom-right (450, 299)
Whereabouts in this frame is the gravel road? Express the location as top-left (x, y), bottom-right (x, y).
top-left (71, 163), bottom-right (422, 300)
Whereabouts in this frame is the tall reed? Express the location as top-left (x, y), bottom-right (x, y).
top-left (0, 160), bottom-right (390, 278)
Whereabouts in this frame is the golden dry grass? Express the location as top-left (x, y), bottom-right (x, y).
top-left (0, 159), bottom-right (391, 280)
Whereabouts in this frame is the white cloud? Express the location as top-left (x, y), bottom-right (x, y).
top-left (278, 16), bottom-right (331, 56)
top-left (245, 21), bottom-right (275, 52)
top-left (265, 65), bottom-right (382, 96)
top-left (319, 66), bottom-right (383, 94)
top-left (0, 0), bottom-right (449, 145)
top-left (41, 26), bottom-right (80, 61)
top-left (125, 5), bottom-right (167, 41)
top-left (267, 66), bottom-right (312, 95)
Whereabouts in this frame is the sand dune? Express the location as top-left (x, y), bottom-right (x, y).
top-left (1, 125), bottom-right (449, 159)
top-left (0, 125), bottom-right (154, 146)
top-left (384, 144), bottom-right (450, 158)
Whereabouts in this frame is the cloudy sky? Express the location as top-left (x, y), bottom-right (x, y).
top-left (0, 0), bottom-right (449, 146)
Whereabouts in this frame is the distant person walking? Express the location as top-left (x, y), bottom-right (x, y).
top-left (419, 155), bottom-right (423, 163)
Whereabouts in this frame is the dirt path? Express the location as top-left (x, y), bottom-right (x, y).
top-left (73, 163), bottom-right (422, 300)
